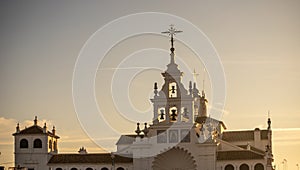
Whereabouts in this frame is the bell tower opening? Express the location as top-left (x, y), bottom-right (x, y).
top-left (169, 82), bottom-right (177, 98)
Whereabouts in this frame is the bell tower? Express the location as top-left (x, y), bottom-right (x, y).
top-left (13, 116), bottom-right (60, 170)
top-left (151, 25), bottom-right (195, 125)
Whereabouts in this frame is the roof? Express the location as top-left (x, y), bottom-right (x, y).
top-left (48, 153), bottom-right (133, 164)
top-left (221, 129), bottom-right (268, 142)
top-left (13, 125), bottom-right (60, 138)
top-left (195, 116), bottom-right (227, 129)
top-left (238, 145), bottom-right (265, 154)
top-left (217, 150), bottom-right (264, 160)
top-left (116, 135), bottom-right (142, 145)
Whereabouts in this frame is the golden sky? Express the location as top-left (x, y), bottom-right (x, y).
top-left (0, 0), bottom-right (299, 169)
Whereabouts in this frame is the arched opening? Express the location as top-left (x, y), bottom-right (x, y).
top-left (20, 139), bottom-right (28, 148)
top-left (33, 139), bottom-right (42, 148)
top-left (254, 163), bottom-right (264, 170)
top-left (181, 107), bottom-right (190, 121)
top-left (116, 168), bottom-right (125, 170)
top-left (169, 106), bottom-right (178, 122)
top-left (101, 168), bottom-right (109, 170)
top-left (86, 168), bottom-right (93, 170)
top-left (225, 164), bottom-right (235, 170)
top-left (55, 168), bottom-right (62, 170)
top-left (158, 107), bottom-right (166, 122)
top-left (70, 168), bottom-right (78, 170)
top-left (240, 164), bottom-right (249, 170)
top-left (49, 140), bottom-right (52, 149)
top-left (152, 147), bottom-right (196, 170)
top-left (169, 82), bottom-right (177, 98)
top-left (53, 141), bottom-right (57, 151)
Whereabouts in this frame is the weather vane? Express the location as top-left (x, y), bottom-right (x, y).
top-left (162, 24), bottom-right (182, 53)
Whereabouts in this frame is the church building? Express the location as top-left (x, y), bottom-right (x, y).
top-left (12, 26), bottom-right (274, 170)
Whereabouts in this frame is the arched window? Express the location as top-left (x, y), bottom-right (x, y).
top-left (20, 139), bottom-right (28, 148)
top-left (56, 168), bottom-right (62, 170)
top-left (70, 168), bottom-right (78, 170)
top-left (49, 140), bottom-right (52, 149)
top-left (86, 168), bottom-right (93, 170)
top-left (101, 168), bottom-right (109, 170)
top-left (53, 141), bottom-right (57, 150)
top-left (225, 164), bottom-right (235, 170)
top-left (169, 82), bottom-right (177, 98)
top-left (33, 139), bottom-right (42, 148)
top-left (254, 163), bottom-right (264, 170)
top-left (240, 164), bottom-right (249, 170)
top-left (116, 168), bottom-right (125, 170)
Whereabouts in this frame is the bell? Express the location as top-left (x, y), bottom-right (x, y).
top-left (160, 109), bottom-right (165, 120)
top-left (171, 109), bottom-right (177, 121)
top-left (171, 86), bottom-right (176, 93)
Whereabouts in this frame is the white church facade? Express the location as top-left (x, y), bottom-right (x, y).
top-left (12, 26), bottom-right (274, 170)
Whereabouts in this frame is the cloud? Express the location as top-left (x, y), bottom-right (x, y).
top-left (0, 117), bottom-right (17, 145)
top-left (0, 117), bottom-right (54, 145)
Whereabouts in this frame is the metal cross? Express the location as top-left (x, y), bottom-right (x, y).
top-left (162, 24), bottom-right (182, 51)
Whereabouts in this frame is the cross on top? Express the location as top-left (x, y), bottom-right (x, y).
top-left (162, 24), bottom-right (182, 52)
top-left (162, 24), bottom-right (183, 38)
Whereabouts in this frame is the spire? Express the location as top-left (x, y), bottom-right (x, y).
top-left (162, 24), bottom-right (183, 62)
top-left (34, 116), bottom-right (38, 126)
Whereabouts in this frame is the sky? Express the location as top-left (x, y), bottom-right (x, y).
top-left (0, 0), bottom-right (300, 169)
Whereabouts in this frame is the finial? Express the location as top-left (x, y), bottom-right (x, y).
top-left (34, 116), bottom-right (37, 126)
top-left (267, 110), bottom-right (271, 130)
top-left (161, 24), bottom-right (183, 53)
top-left (43, 122), bottom-right (47, 133)
top-left (44, 122), bottom-right (47, 128)
top-left (154, 82), bottom-right (158, 96)
top-left (135, 123), bottom-right (141, 136)
top-left (142, 123), bottom-right (149, 137)
top-left (189, 81), bottom-right (192, 95)
top-left (52, 126), bottom-right (56, 135)
top-left (16, 122), bottom-right (20, 133)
